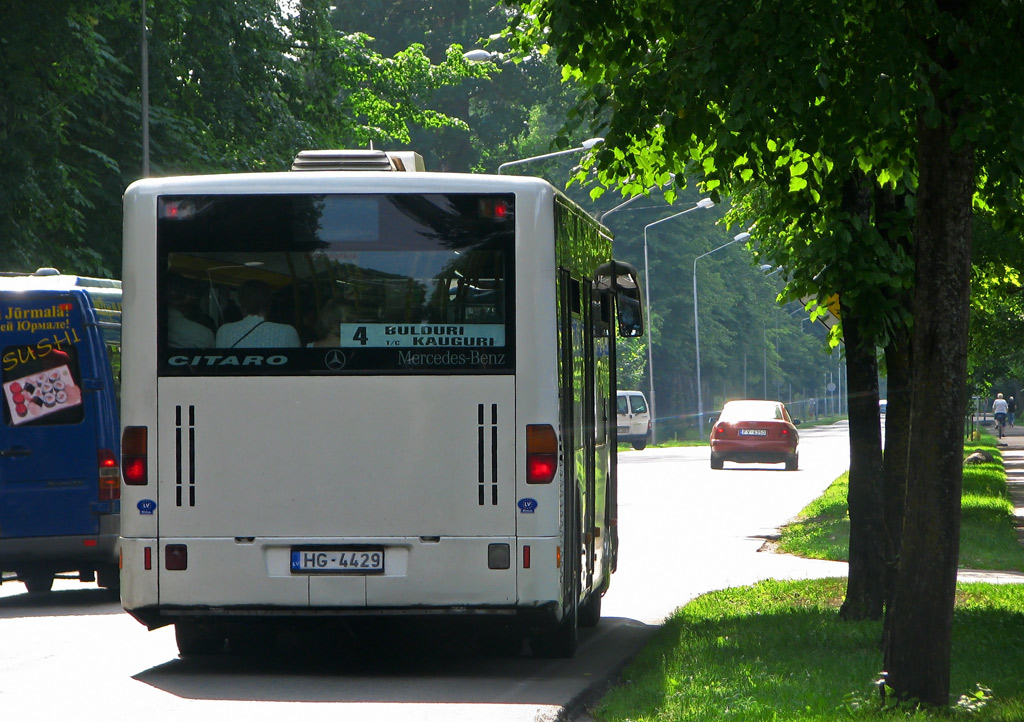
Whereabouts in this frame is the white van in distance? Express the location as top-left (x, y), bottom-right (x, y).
top-left (616, 390), bottom-right (651, 450)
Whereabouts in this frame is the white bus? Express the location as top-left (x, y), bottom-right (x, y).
top-left (118, 150), bottom-right (644, 658)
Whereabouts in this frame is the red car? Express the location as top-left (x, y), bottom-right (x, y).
top-left (709, 399), bottom-right (800, 470)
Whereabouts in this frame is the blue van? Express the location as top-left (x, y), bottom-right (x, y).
top-left (0, 269), bottom-right (121, 593)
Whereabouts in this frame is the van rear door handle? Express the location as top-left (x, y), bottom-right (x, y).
top-left (0, 447), bottom-right (32, 458)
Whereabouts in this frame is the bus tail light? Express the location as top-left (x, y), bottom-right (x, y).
top-left (122, 426), bottom-right (148, 485)
top-left (98, 449), bottom-right (121, 500)
top-left (526, 424), bottom-right (558, 484)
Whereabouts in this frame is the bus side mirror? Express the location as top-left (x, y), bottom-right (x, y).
top-left (595, 260), bottom-right (645, 338)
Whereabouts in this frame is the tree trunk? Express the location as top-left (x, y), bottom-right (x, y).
top-left (881, 332), bottom-right (912, 609)
top-left (882, 96), bottom-right (974, 706)
top-left (839, 311), bottom-right (886, 620)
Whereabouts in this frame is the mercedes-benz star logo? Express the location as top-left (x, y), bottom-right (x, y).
top-left (324, 349), bottom-right (347, 370)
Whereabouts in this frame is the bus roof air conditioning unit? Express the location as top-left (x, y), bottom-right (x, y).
top-left (290, 149), bottom-right (425, 172)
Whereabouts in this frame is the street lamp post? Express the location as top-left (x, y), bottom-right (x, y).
top-left (641, 198), bottom-right (715, 443)
top-left (694, 231), bottom-right (751, 438)
top-left (497, 137), bottom-right (604, 174)
top-left (141, 0), bottom-right (150, 177)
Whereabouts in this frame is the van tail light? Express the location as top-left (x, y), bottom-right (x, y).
top-left (526, 424), bottom-right (558, 484)
top-left (98, 449), bottom-right (121, 501)
top-left (122, 426), bottom-right (148, 485)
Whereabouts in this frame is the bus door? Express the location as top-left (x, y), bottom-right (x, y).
top-left (591, 285), bottom-right (614, 579)
top-left (0, 292), bottom-right (105, 538)
top-left (581, 277), bottom-right (598, 591)
top-left (558, 272), bottom-right (597, 595)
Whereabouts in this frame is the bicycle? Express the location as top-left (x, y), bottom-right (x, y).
top-left (995, 412), bottom-right (1007, 438)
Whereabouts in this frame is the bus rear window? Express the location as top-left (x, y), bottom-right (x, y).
top-left (157, 193), bottom-right (515, 375)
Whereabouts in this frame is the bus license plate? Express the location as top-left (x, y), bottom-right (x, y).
top-left (739, 429), bottom-right (768, 436)
top-left (290, 547), bottom-right (385, 574)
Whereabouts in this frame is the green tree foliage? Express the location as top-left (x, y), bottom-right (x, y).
top-left (0, 1), bottom-right (134, 274)
top-left (331, 0), bottom-right (574, 173)
top-left (968, 220), bottom-right (1024, 394)
top-left (0, 1), bottom-right (481, 276)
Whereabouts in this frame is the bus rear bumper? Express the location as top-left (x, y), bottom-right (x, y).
top-left (127, 601), bottom-right (552, 627)
top-left (120, 535), bottom-right (565, 628)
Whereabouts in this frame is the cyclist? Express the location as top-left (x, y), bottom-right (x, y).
top-left (993, 393), bottom-right (1009, 438)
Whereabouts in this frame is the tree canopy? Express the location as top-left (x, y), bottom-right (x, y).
top-left (505, 0), bottom-right (1024, 706)
top-left (0, 0), bottom-right (484, 276)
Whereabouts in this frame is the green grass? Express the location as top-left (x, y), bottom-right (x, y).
top-left (776, 471), bottom-right (852, 562)
top-left (778, 435), bottom-right (1024, 572)
top-left (593, 431), bottom-right (1024, 721)
top-left (595, 579), bottom-right (1024, 721)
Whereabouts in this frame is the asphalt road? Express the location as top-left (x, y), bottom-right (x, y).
top-left (0, 422), bottom-right (852, 722)
top-left (603, 421), bottom-right (851, 626)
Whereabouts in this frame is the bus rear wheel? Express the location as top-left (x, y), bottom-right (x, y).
top-left (175, 621), bottom-right (226, 656)
top-left (532, 520), bottom-right (581, 659)
top-left (578, 591), bottom-right (602, 628)
top-left (530, 604), bottom-right (578, 658)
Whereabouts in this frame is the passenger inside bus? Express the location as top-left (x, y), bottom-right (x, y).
top-left (307, 297), bottom-right (354, 348)
top-left (214, 280), bottom-right (301, 348)
top-left (166, 273), bottom-right (215, 348)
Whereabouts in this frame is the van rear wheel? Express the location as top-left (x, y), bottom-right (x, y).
top-left (19, 572), bottom-right (53, 594)
top-left (97, 564), bottom-right (120, 592)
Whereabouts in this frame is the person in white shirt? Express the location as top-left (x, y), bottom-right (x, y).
top-left (993, 392), bottom-right (1009, 435)
top-left (215, 280), bottom-right (300, 348)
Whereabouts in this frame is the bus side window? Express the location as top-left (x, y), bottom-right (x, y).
top-left (593, 290), bottom-right (612, 338)
top-left (107, 342), bottom-right (122, 409)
